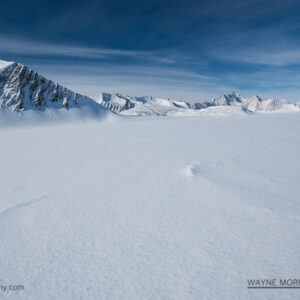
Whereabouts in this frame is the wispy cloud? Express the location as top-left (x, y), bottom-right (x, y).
top-left (0, 36), bottom-right (188, 64)
top-left (0, 36), bottom-right (217, 101)
top-left (1, 32), bottom-right (300, 101)
top-left (29, 61), bottom-right (219, 101)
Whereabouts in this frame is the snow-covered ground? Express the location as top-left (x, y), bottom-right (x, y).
top-left (0, 113), bottom-right (299, 299)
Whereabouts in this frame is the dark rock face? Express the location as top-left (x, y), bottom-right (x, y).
top-left (192, 102), bottom-right (215, 110)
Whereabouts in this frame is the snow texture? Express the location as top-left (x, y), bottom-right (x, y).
top-left (0, 113), bottom-right (299, 299)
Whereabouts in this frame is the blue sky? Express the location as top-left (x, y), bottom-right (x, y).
top-left (1, 0), bottom-right (300, 101)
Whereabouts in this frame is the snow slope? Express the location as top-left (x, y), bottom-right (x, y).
top-left (0, 59), bottom-right (13, 72)
top-left (120, 98), bottom-right (192, 116)
top-left (0, 113), bottom-right (299, 299)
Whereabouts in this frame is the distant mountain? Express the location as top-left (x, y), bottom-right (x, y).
top-left (96, 91), bottom-right (299, 116)
top-left (93, 92), bottom-right (191, 116)
top-left (0, 60), bottom-right (106, 114)
top-left (192, 91), bottom-right (300, 112)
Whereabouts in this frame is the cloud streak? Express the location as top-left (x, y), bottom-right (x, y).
top-left (0, 36), bottom-right (188, 65)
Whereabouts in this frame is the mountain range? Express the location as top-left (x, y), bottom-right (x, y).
top-left (92, 91), bottom-right (300, 116)
top-left (1, 59), bottom-right (299, 121)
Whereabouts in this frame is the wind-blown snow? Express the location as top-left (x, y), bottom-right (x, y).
top-left (0, 105), bottom-right (111, 127)
top-left (0, 113), bottom-right (299, 299)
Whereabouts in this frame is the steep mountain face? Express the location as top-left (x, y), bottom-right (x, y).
top-left (0, 60), bottom-right (101, 112)
top-left (212, 92), bottom-right (246, 106)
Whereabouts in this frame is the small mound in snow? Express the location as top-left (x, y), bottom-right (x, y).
top-left (185, 164), bottom-right (201, 177)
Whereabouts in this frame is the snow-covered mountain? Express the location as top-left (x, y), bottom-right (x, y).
top-left (1, 59), bottom-right (299, 122)
top-left (0, 60), bottom-right (107, 117)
